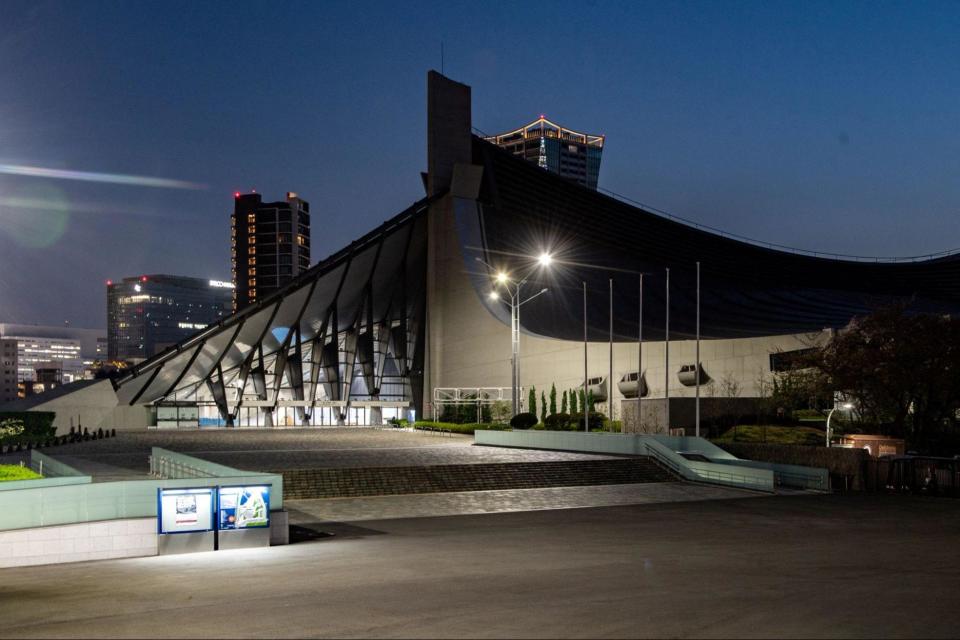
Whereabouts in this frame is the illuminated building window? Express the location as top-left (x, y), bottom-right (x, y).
top-left (248, 257), bottom-right (256, 265)
top-left (248, 246), bottom-right (256, 255)
top-left (247, 214), bottom-right (255, 223)
top-left (247, 225), bottom-right (255, 234)
top-left (249, 236), bottom-right (256, 244)
top-left (248, 278), bottom-right (256, 287)
top-left (248, 268), bottom-right (256, 276)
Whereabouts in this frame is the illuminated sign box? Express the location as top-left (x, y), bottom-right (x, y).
top-left (218, 485), bottom-right (271, 530)
top-left (157, 487), bottom-right (215, 534)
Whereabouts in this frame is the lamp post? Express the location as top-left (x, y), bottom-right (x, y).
top-left (826, 402), bottom-right (853, 448)
top-left (477, 255), bottom-right (551, 416)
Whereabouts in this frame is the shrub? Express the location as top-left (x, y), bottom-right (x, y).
top-left (413, 421), bottom-right (510, 435)
top-left (510, 413), bottom-right (538, 430)
top-left (569, 411), bottom-right (607, 431)
top-left (543, 413), bottom-right (573, 430)
top-left (0, 412), bottom-right (55, 445)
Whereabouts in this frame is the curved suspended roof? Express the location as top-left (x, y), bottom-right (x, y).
top-left (467, 136), bottom-right (960, 341)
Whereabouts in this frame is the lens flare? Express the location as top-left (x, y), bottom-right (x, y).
top-left (0, 164), bottom-right (204, 190)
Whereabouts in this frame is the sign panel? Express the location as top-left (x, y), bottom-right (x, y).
top-left (158, 487), bottom-right (215, 534)
top-left (218, 485), bottom-right (271, 530)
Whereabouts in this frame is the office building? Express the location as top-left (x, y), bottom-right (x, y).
top-left (231, 192), bottom-right (311, 311)
top-left (0, 323), bottom-right (105, 383)
top-left (484, 115), bottom-right (604, 189)
top-left (0, 339), bottom-right (17, 404)
top-left (107, 275), bottom-right (233, 362)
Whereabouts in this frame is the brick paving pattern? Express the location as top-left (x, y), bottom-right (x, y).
top-left (281, 458), bottom-right (675, 499)
top-left (286, 482), bottom-right (763, 523)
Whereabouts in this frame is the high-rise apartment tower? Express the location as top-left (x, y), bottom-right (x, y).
top-left (231, 192), bottom-right (311, 311)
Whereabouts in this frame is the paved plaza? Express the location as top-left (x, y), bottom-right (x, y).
top-left (286, 482), bottom-right (760, 523)
top-left (0, 428), bottom-right (619, 480)
top-left (2, 493), bottom-right (959, 638)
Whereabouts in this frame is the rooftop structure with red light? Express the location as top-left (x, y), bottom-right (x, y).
top-left (484, 115), bottom-right (605, 189)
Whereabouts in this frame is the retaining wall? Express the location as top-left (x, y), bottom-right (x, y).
top-left (0, 517), bottom-right (156, 568)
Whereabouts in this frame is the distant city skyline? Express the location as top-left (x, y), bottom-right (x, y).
top-left (2, 1), bottom-right (960, 328)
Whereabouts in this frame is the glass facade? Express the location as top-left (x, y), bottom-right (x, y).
top-left (107, 275), bottom-right (233, 362)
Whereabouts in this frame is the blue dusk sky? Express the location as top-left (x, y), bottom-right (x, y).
top-left (1, 0), bottom-right (959, 328)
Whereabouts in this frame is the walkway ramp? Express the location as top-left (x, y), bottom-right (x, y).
top-left (474, 431), bottom-right (829, 493)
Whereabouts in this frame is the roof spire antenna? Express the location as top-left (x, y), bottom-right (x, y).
top-left (441, 41), bottom-right (444, 75)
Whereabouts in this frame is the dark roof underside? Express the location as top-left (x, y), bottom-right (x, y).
top-left (471, 136), bottom-right (960, 341)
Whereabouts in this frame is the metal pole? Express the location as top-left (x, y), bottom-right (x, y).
top-left (664, 268), bottom-right (670, 431)
top-left (609, 278), bottom-right (614, 422)
top-left (826, 408), bottom-right (836, 448)
top-left (512, 288), bottom-right (519, 415)
top-left (695, 261), bottom-right (701, 438)
top-left (583, 281), bottom-right (589, 432)
top-left (638, 274), bottom-right (643, 428)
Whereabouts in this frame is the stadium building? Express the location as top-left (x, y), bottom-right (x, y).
top-left (8, 71), bottom-right (960, 433)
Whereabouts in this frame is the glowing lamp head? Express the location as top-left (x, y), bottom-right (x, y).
top-left (538, 253), bottom-right (553, 267)
top-left (234, 192), bottom-right (240, 198)
top-left (496, 272), bottom-right (508, 284)
top-left (842, 403), bottom-right (853, 410)
top-left (140, 276), bottom-right (147, 282)
top-left (488, 291), bottom-right (500, 301)
top-left (106, 280), bottom-right (112, 286)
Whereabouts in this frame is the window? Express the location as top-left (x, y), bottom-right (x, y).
top-left (248, 246), bottom-right (256, 255)
top-left (248, 268), bottom-right (256, 276)
top-left (248, 257), bottom-right (256, 265)
top-left (247, 225), bottom-right (255, 233)
top-left (247, 213), bottom-right (255, 223)
top-left (769, 348), bottom-right (816, 372)
top-left (248, 278), bottom-right (256, 287)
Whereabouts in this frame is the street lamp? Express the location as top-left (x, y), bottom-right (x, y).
top-left (476, 255), bottom-right (551, 416)
top-left (826, 402), bottom-right (854, 448)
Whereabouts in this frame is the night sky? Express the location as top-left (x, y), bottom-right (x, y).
top-left (2, 0), bottom-right (959, 329)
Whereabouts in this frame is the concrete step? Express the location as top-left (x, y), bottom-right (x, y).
top-left (278, 457), bottom-right (676, 499)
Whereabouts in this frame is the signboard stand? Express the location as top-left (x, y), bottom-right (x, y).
top-left (217, 484), bottom-right (272, 550)
top-left (157, 487), bottom-right (216, 555)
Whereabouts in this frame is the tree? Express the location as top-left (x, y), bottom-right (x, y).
top-left (541, 391), bottom-right (547, 424)
top-left (549, 383), bottom-right (557, 416)
top-left (561, 390), bottom-right (568, 414)
top-left (587, 390), bottom-right (595, 413)
top-left (806, 305), bottom-right (960, 452)
top-left (579, 389), bottom-right (586, 413)
top-left (528, 386), bottom-right (537, 417)
top-left (569, 388), bottom-right (578, 415)
top-left (490, 400), bottom-right (512, 424)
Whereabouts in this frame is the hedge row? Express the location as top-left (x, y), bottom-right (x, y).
top-left (0, 426), bottom-right (117, 454)
top-left (413, 421), bottom-right (511, 435)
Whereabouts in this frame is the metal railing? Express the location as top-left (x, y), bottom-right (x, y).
top-left (640, 439), bottom-right (774, 492)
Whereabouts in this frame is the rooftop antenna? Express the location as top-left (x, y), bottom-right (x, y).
top-left (441, 41), bottom-right (445, 75)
